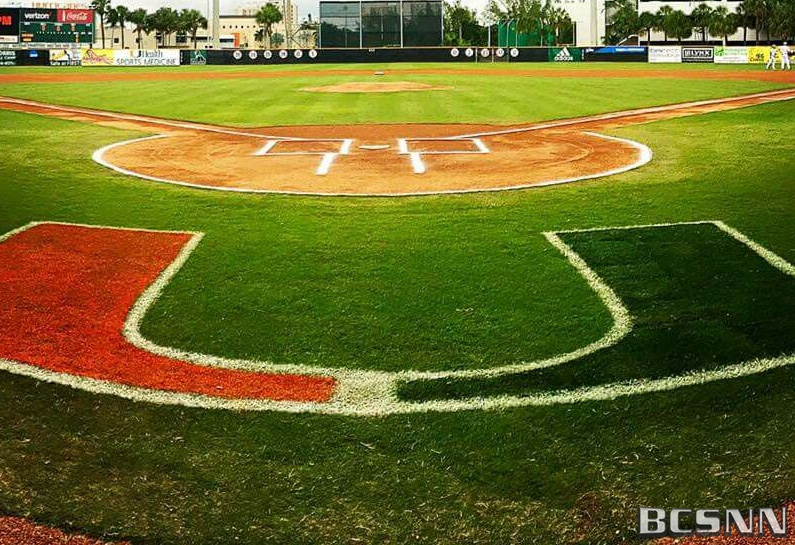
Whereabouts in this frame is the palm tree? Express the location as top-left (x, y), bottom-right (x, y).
top-left (149, 7), bottom-right (179, 48)
top-left (547, 6), bottom-right (570, 44)
top-left (735, 3), bottom-right (754, 44)
top-left (768, 0), bottom-right (795, 42)
top-left (489, 0), bottom-right (543, 44)
top-left (180, 9), bottom-right (208, 48)
top-left (690, 3), bottom-right (714, 42)
top-left (639, 11), bottom-right (657, 43)
top-left (91, 0), bottom-right (112, 48)
top-left (107, 7), bottom-right (119, 46)
top-left (709, 6), bottom-right (739, 45)
top-left (128, 8), bottom-right (148, 48)
top-left (604, 0), bottom-right (640, 45)
top-left (655, 6), bottom-right (674, 42)
top-left (742, 0), bottom-right (771, 44)
top-left (114, 5), bottom-right (130, 48)
top-left (665, 9), bottom-right (692, 43)
top-left (255, 3), bottom-right (283, 48)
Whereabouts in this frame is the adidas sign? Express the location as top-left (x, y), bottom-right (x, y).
top-left (554, 47), bottom-right (574, 62)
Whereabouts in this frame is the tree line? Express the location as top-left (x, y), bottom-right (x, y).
top-left (444, 0), bottom-right (574, 46)
top-left (607, 0), bottom-right (795, 45)
top-left (90, 0), bottom-right (286, 49)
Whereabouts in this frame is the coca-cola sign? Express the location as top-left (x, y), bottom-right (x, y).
top-left (57, 9), bottom-right (93, 24)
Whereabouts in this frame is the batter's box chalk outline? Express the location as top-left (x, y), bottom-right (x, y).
top-left (253, 138), bottom-right (354, 176)
top-left (397, 137), bottom-right (490, 175)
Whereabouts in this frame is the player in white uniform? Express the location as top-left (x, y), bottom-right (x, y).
top-left (766, 44), bottom-right (779, 70)
top-left (781, 42), bottom-right (792, 70)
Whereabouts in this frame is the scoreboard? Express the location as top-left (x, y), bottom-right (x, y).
top-left (0, 8), bottom-right (19, 44)
top-left (0, 8), bottom-right (93, 44)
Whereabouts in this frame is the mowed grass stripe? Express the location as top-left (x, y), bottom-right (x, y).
top-left (0, 70), bottom-right (787, 126)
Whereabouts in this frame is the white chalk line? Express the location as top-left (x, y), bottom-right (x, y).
top-left (0, 220), bottom-right (794, 415)
top-left (0, 96), bottom-right (304, 140)
top-left (452, 87), bottom-right (795, 139)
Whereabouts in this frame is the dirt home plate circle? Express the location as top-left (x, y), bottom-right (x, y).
top-left (4, 89), bottom-right (795, 196)
top-left (97, 124), bottom-right (649, 196)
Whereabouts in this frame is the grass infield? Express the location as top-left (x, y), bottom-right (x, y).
top-left (0, 63), bottom-right (793, 544)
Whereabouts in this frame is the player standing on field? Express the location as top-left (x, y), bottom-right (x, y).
top-left (781, 42), bottom-right (792, 70)
top-left (766, 44), bottom-right (779, 70)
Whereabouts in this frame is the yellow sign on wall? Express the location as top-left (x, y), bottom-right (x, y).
top-left (82, 48), bottom-right (114, 66)
top-left (748, 46), bottom-right (771, 64)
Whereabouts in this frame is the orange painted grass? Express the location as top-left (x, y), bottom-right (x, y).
top-left (0, 223), bottom-right (335, 403)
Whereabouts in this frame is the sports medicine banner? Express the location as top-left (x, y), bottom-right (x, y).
top-left (83, 49), bottom-right (181, 67)
top-left (114, 49), bottom-right (180, 66)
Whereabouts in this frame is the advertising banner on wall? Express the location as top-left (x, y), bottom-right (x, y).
top-left (714, 46), bottom-right (749, 64)
top-left (0, 49), bottom-right (16, 66)
top-left (682, 46), bottom-right (714, 63)
top-left (82, 48), bottom-right (114, 66)
top-left (548, 46), bottom-right (582, 62)
top-left (188, 50), bottom-right (207, 65)
top-left (748, 46), bottom-right (769, 63)
top-left (20, 8), bottom-right (56, 22)
top-left (583, 46), bottom-right (647, 62)
top-left (50, 48), bottom-right (82, 66)
top-left (57, 9), bottom-right (93, 24)
top-left (0, 7), bottom-right (19, 43)
top-left (82, 49), bottom-right (181, 67)
top-left (114, 49), bottom-right (180, 66)
top-left (649, 46), bottom-right (681, 63)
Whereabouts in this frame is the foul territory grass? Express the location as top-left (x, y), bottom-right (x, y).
top-left (0, 63), bottom-right (788, 126)
top-left (0, 74), bottom-right (794, 543)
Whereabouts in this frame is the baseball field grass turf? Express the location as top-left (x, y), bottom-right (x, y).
top-left (0, 63), bottom-right (793, 544)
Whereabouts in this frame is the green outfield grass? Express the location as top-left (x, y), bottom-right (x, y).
top-left (0, 63), bottom-right (787, 126)
top-left (0, 64), bottom-right (794, 544)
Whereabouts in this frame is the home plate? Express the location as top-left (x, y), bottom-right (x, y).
top-left (359, 144), bottom-right (390, 150)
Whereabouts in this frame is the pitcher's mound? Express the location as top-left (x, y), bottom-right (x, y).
top-left (301, 81), bottom-right (451, 93)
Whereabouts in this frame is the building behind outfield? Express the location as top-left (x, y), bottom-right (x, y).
top-left (318, 0), bottom-right (443, 48)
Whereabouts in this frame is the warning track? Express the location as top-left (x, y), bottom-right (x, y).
top-left (1, 87), bottom-right (794, 196)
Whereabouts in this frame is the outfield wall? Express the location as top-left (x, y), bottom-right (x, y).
top-left (0, 45), bottom-right (773, 66)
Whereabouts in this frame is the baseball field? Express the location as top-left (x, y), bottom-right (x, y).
top-left (1, 62), bottom-right (795, 543)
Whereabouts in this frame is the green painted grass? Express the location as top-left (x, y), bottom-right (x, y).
top-left (0, 63), bottom-right (787, 126)
top-left (0, 67), bottom-right (794, 544)
top-left (399, 223), bottom-right (795, 400)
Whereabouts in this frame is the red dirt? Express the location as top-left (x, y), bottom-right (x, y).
top-left (0, 223), bottom-right (335, 402)
top-left (0, 516), bottom-right (127, 545)
top-left (2, 67), bottom-right (795, 85)
top-left (1, 87), bottom-right (794, 195)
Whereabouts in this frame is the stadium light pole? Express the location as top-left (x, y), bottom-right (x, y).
top-left (212, 0), bottom-right (220, 49)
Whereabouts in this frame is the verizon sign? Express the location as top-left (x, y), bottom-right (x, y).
top-left (57, 9), bottom-right (93, 24)
top-left (21, 9), bottom-right (56, 22)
